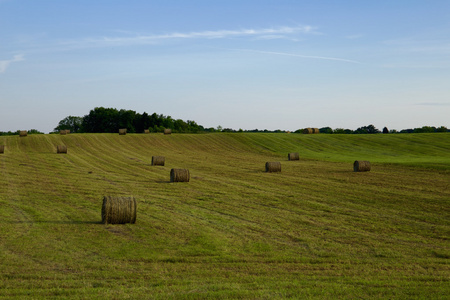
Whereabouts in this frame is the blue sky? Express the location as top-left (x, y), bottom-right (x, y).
top-left (1, 0), bottom-right (449, 133)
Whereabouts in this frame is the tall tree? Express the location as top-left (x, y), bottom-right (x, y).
top-left (54, 116), bottom-right (83, 133)
top-left (355, 124), bottom-right (380, 134)
top-left (81, 107), bottom-right (119, 133)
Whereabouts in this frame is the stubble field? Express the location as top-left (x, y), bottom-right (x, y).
top-left (0, 132), bottom-right (449, 299)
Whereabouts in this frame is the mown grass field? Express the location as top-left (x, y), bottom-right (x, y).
top-left (0, 132), bottom-right (449, 299)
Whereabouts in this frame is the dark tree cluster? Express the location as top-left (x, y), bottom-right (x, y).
top-left (0, 129), bottom-right (44, 136)
top-left (54, 107), bottom-right (203, 133)
top-left (302, 125), bottom-right (448, 134)
top-left (402, 126), bottom-right (448, 133)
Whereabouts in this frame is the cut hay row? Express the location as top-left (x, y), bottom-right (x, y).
top-left (101, 196), bottom-right (137, 224)
top-left (2, 135), bottom-right (374, 227)
top-left (2, 134), bottom-right (371, 173)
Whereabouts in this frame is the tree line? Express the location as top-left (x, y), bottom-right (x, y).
top-left (54, 107), bottom-right (204, 133)
top-left (1, 107), bottom-right (448, 135)
top-left (223, 124), bottom-right (448, 134)
top-left (0, 129), bottom-right (44, 136)
top-left (313, 125), bottom-right (449, 134)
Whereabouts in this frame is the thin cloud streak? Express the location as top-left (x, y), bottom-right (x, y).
top-left (0, 54), bottom-right (24, 73)
top-left (345, 34), bottom-right (364, 40)
top-left (415, 102), bottom-right (450, 106)
top-left (227, 48), bottom-right (361, 64)
top-left (59, 26), bottom-right (315, 49)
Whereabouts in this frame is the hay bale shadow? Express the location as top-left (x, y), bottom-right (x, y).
top-left (13, 220), bottom-right (102, 224)
top-left (156, 180), bottom-right (171, 184)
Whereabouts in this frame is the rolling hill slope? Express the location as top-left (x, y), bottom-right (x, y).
top-left (0, 133), bottom-right (449, 298)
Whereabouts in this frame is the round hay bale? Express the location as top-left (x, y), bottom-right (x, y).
top-left (57, 145), bottom-right (67, 154)
top-left (354, 160), bottom-right (371, 172)
top-left (144, 129), bottom-right (150, 134)
top-left (119, 128), bottom-right (127, 135)
top-left (19, 131), bottom-right (27, 137)
top-left (288, 152), bottom-right (299, 161)
top-left (65, 129), bottom-right (71, 134)
top-left (265, 162), bottom-right (281, 172)
top-left (101, 196), bottom-right (137, 224)
top-left (152, 156), bottom-right (165, 166)
top-left (170, 168), bottom-right (190, 182)
top-left (302, 128), bottom-right (313, 134)
top-left (59, 130), bottom-right (67, 135)
top-left (0, 145), bottom-right (4, 154)
top-left (164, 128), bottom-right (172, 135)
top-left (312, 128), bottom-right (320, 134)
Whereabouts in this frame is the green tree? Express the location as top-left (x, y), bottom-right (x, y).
top-left (320, 127), bottom-right (333, 134)
top-left (162, 115), bottom-right (174, 130)
top-left (187, 120), bottom-right (201, 133)
top-left (134, 112), bottom-right (151, 133)
top-left (355, 124), bottom-right (380, 134)
top-left (414, 126), bottom-right (435, 133)
top-left (118, 109), bottom-right (136, 132)
top-left (54, 116), bottom-right (83, 133)
top-left (333, 128), bottom-right (346, 134)
top-left (82, 107), bottom-right (119, 133)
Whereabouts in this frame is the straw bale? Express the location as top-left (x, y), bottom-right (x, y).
top-left (101, 196), bottom-right (137, 224)
top-left (170, 168), bottom-right (190, 182)
top-left (265, 162), bottom-right (281, 172)
top-left (19, 131), bottom-right (27, 137)
top-left (312, 128), bottom-right (320, 134)
top-left (164, 128), bottom-right (172, 135)
top-left (354, 160), bottom-right (371, 172)
top-left (288, 152), bottom-right (299, 161)
top-left (303, 128), bottom-right (313, 134)
top-left (119, 128), bottom-right (127, 135)
top-left (152, 156), bottom-right (165, 166)
top-left (57, 145), bottom-right (67, 154)
top-left (144, 129), bottom-right (150, 134)
top-left (60, 130), bottom-right (67, 135)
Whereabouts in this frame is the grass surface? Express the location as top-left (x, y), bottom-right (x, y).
top-left (0, 133), bottom-right (449, 299)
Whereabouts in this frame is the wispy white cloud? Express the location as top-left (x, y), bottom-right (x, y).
top-left (382, 36), bottom-right (450, 54)
top-left (59, 26), bottom-right (315, 49)
top-left (345, 34), bottom-right (364, 40)
top-left (415, 102), bottom-right (450, 106)
top-left (0, 54), bottom-right (25, 73)
top-left (227, 48), bottom-right (361, 64)
top-left (254, 35), bottom-right (302, 42)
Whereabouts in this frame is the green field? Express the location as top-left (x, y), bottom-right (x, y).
top-left (0, 133), bottom-right (449, 299)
